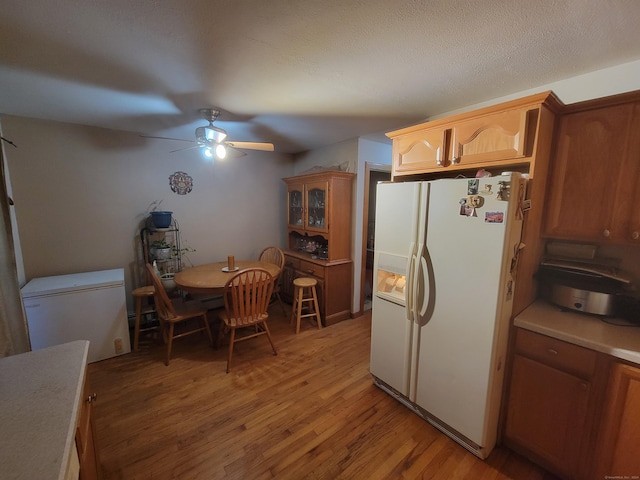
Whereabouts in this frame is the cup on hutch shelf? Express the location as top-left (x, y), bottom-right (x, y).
top-left (227, 255), bottom-right (235, 270)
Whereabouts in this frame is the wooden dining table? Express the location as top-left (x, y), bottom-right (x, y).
top-left (174, 260), bottom-right (281, 295)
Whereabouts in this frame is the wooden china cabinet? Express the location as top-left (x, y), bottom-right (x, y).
top-left (281, 170), bottom-right (355, 325)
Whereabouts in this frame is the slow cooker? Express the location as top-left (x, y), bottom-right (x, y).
top-left (537, 262), bottom-right (628, 316)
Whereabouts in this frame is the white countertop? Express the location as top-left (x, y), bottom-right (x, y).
top-left (0, 340), bottom-right (89, 480)
top-left (514, 300), bottom-right (640, 365)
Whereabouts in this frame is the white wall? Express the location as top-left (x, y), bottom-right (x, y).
top-left (430, 59), bottom-right (640, 120)
top-left (2, 115), bottom-right (293, 313)
top-left (293, 139), bottom-right (358, 175)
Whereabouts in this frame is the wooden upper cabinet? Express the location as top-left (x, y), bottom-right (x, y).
top-left (448, 108), bottom-right (531, 166)
top-left (387, 93), bottom-right (552, 179)
top-left (392, 127), bottom-right (449, 174)
top-left (543, 96), bottom-right (640, 244)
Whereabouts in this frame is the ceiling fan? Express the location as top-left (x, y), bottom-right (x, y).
top-left (142, 108), bottom-right (274, 159)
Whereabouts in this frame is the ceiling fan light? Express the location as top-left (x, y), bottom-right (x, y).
top-left (215, 144), bottom-right (227, 159)
top-left (202, 125), bottom-right (227, 143)
top-left (195, 126), bottom-right (227, 144)
top-left (203, 147), bottom-right (214, 159)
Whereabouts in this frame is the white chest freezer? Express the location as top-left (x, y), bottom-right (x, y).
top-left (21, 268), bottom-right (131, 363)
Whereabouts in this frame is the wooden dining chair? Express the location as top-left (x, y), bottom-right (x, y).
top-left (217, 268), bottom-right (277, 373)
top-left (145, 263), bottom-right (213, 366)
top-left (258, 246), bottom-right (286, 317)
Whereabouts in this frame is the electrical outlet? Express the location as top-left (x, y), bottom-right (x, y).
top-left (114, 338), bottom-right (123, 354)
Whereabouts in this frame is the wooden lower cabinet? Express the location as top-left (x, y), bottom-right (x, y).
top-left (504, 329), bottom-right (608, 480)
top-left (281, 252), bottom-right (352, 325)
top-left (593, 362), bottom-right (640, 479)
top-left (506, 354), bottom-right (590, 479)
top-left (76, 373), bottom-right (100, 480)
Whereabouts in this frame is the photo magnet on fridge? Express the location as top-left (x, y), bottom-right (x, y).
top-left (467, 179), bottom-right (479, 195)
top-left (485, 211), bottom-right (504, 223)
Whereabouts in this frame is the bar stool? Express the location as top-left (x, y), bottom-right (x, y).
top-left (132, 285), bottom-right (158, 350)
top-left (290, 277), bottom-right (322, 334)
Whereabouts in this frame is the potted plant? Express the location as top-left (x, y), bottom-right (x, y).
top-left (171, 244), bottom-right (196, 267)
top-left (150, 210), bottom-right (173, 229)
top-left (149, 239), bottom-right (172, 261)
top-left (144, 200), bottom-right (173, 229)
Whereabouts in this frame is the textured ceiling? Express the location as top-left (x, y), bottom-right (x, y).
top-left (1, 0), bottom-right (640, 154)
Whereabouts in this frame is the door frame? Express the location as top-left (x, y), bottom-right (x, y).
top-left (359, 162), bottom-right (391, 314)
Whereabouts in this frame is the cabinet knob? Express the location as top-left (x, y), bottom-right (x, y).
top-left (632, 231), bottom-right (639, 240)
top-left (602, 229), bottom-right (611, 238)
top-left (87, 393), bottom-right (97, 404)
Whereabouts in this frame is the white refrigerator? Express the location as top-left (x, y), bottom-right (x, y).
top-left (370, 173), bottom-right (526, 459)
top-left (21, 268), bottom-right (131, 363)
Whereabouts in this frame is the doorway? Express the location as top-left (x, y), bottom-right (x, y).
top-left (360, 163), bottom-right (391, 312)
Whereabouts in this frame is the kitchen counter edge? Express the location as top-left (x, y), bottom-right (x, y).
top-left (0, 340), bottom-right (89, 480)
top-left (514, 300), bottom-right (640, 365)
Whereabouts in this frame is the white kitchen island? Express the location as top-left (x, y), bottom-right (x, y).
top-left (0, 340), bottom-right (90, 480)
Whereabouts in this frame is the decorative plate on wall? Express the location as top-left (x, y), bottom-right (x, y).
top-left (169, 171), bottom-right (193, 195)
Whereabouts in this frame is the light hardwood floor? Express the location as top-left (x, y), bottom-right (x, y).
top-left (89, 305), bottom-right (557, 479)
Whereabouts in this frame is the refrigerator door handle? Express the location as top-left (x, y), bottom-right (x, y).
top-left (410, 243), bottom-right (425, 321)
top-left (406, 242), bottom-right (416, 321)
top-left (418, 255), bottom-right (429, 318)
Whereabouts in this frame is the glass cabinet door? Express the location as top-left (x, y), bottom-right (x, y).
top-left (288, 187), bottom-right (304, 228)
top-left (305, 181), bottom-right (328, 232)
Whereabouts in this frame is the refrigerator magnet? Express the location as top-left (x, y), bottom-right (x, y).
top-left (459, 198), bottom-right (468, 216)
top-left (480, 183), bottom-right (493, 195)
top-left (467, 179), bottom-right (479, 195)
top-left (485, 211), bottom-right (504, 223)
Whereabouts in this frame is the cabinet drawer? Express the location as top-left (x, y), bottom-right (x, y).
top-left (284, 256), bottom-right (300, 270)
top-left (514, 329), bottom-right (597, 379)
top-left (297, 259), bottom-right (325, 278)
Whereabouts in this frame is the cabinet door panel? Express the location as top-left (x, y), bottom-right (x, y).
top-left (280, 262), bottom-right (296, 301)
top-left (392, 127), bottom-right (449, 174)
top-left (544, 103), bottom-right (636, 241)
top-left (449, 109), bottom-right (530, 166)
top-left (594, 363), bottom-right (640, 479)
top-left (506, 354), bottom-right (590, 479)
top-left (614, 102), bottom-right (640, 243)
top-left (305, 180), bottom-right (329, 233)
top-left (287, 185), bottom-right (304, 228)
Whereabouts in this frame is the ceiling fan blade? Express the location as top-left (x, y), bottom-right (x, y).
top-left (226, 141), bottom-right (274, 152)
top-left (140, 134), bottom-right (195, 144)
top-left (170, 145), bottom-right (201, 153)
top-left (225, 146), bottom-right (248, 158)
